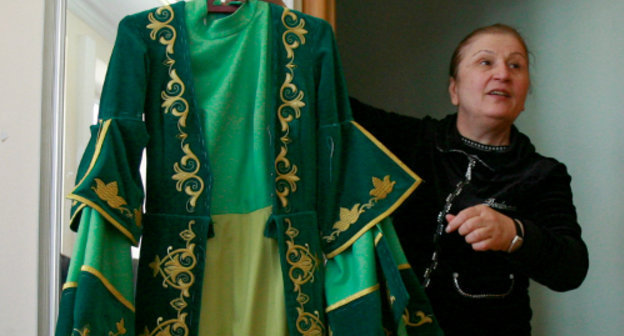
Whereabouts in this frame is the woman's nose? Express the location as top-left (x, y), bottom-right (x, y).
top-left (493, 63), bottom-right (510, 80)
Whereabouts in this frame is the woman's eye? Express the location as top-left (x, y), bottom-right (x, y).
top-left (510, 63), bottom-right (522, 69)
top-left (479, 60), bottom-right (492, 66)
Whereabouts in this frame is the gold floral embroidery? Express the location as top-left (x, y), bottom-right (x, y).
top-left (148, 5), bottom-right (204, 212)
top-left (172, 144), bottom-right (203, 211)
top-left (147, 7), bottom-right (175, 55)
top-left (384, 286), bottom-right (397, 308)
top-left (277, 9), bottom-right (324, 334)
top-left (91, 178), bottom-right (141, 226)
top-left (323, 175), bottom-right (396, 242)
top-left (109, 319), bottom-right (128, 336)
top-left (133, 208), bottom-right (143, 228)
top-left (72, 326), bottom-right (90, 336)
top-left (285, 219), bottom-right (326, 336)
top-left (161, 70), bottom-right (190, 133)
top-left (370, 175), bottom-right (396, 201)
top-left (275, 8), bottom-right (307, 209)
top-left (402, 309), bottom-right (433, 328)
top-left (72, 318), bottom-right (127, 336)
top-left (141, 220), bottom-right (197, 336)
top-left (92, 179), bottom-right (131, 215)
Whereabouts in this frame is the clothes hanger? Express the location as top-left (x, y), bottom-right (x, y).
top-left (207, 0), bottom-right (245, 13)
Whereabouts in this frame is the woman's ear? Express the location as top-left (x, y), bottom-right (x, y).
top-left (449, 77), bottom-right (459, 106)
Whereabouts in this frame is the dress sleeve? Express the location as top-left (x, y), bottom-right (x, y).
top-left (509, 162), bottom-right (589, 291)
top-left (66, 16), bottom-right (150, 245)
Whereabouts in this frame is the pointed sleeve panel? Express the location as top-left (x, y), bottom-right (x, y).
top-left (318, 121), bottom-right (421, 257)
top-left (67, 16), bottom-right (150, 245)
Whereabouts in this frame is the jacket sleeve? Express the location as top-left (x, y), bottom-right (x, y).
top-left (66, 16), bottom-right (150, 245)
top-left (509, 162), bottom-right (589, 291)
top-left (57, 14), bottom-right (151, 336)
top-left (309, 17), bottom-right (420, 259)
top-left (306, 17), bottom-right (444, 335)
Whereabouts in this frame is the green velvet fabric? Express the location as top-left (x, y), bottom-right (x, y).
top-left (57, 1), bottom-right (434, 335)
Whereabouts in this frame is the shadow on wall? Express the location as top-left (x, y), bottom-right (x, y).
top-left (336, 0), bottom-right (532, 119)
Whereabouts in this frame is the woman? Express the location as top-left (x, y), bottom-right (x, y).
top-left (351, 24), bottom-right (588, 335)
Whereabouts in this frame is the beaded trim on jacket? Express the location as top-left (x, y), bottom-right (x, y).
top-left (460, 136), bottom-right (510, 152)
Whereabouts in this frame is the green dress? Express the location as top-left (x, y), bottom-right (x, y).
top-left (56, 1), bottom-right (442, 335)
top-left (185, 1), bottom-right (284, 334)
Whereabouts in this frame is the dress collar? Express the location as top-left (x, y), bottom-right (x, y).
top-left (186, 0), bottom-right (260, 39)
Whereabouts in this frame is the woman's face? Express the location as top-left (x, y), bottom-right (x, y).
top-left (449, 32), bottom-right (530, 125)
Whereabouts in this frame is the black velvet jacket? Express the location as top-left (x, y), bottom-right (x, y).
top-left (351, 97), bottom-right (589, 336)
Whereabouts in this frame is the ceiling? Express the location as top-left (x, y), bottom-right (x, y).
top-left (68, 0), bottom-right (178, 42)
top-left (67, 0), bottom-right (296, 42)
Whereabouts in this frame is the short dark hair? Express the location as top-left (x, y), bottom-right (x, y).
top-left (449, 23), bottom-right (529, 78)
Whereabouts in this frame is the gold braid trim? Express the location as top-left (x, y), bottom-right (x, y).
top-left (397, 263), bottom-right (411, 270)
top-left (148, 5), bottom-right (204, 212)
top-left (275, 8), bottom-right (307, 210)
top-left (325, 284), bottom-right (380, 313)
top-left (72, 119), bottom-right (111, 190)
top-left (62, 281), bottom-right (78, 290)
top-left (66, 194), bottom-right (139, 245)
top-left (81, 265), bottom-right (135, 312)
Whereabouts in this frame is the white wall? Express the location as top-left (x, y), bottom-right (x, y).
top-left (520, 1), bottom-right (624, 334)
top-left (337, 0), bottom-right (624, 334)
top-left (0, 0), bottom-right (45, 334)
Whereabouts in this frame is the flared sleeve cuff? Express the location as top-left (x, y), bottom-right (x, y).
top-left (319, 120), bottom-right (421, 258)
top-left (67, 118), bottom-right (148, 245)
